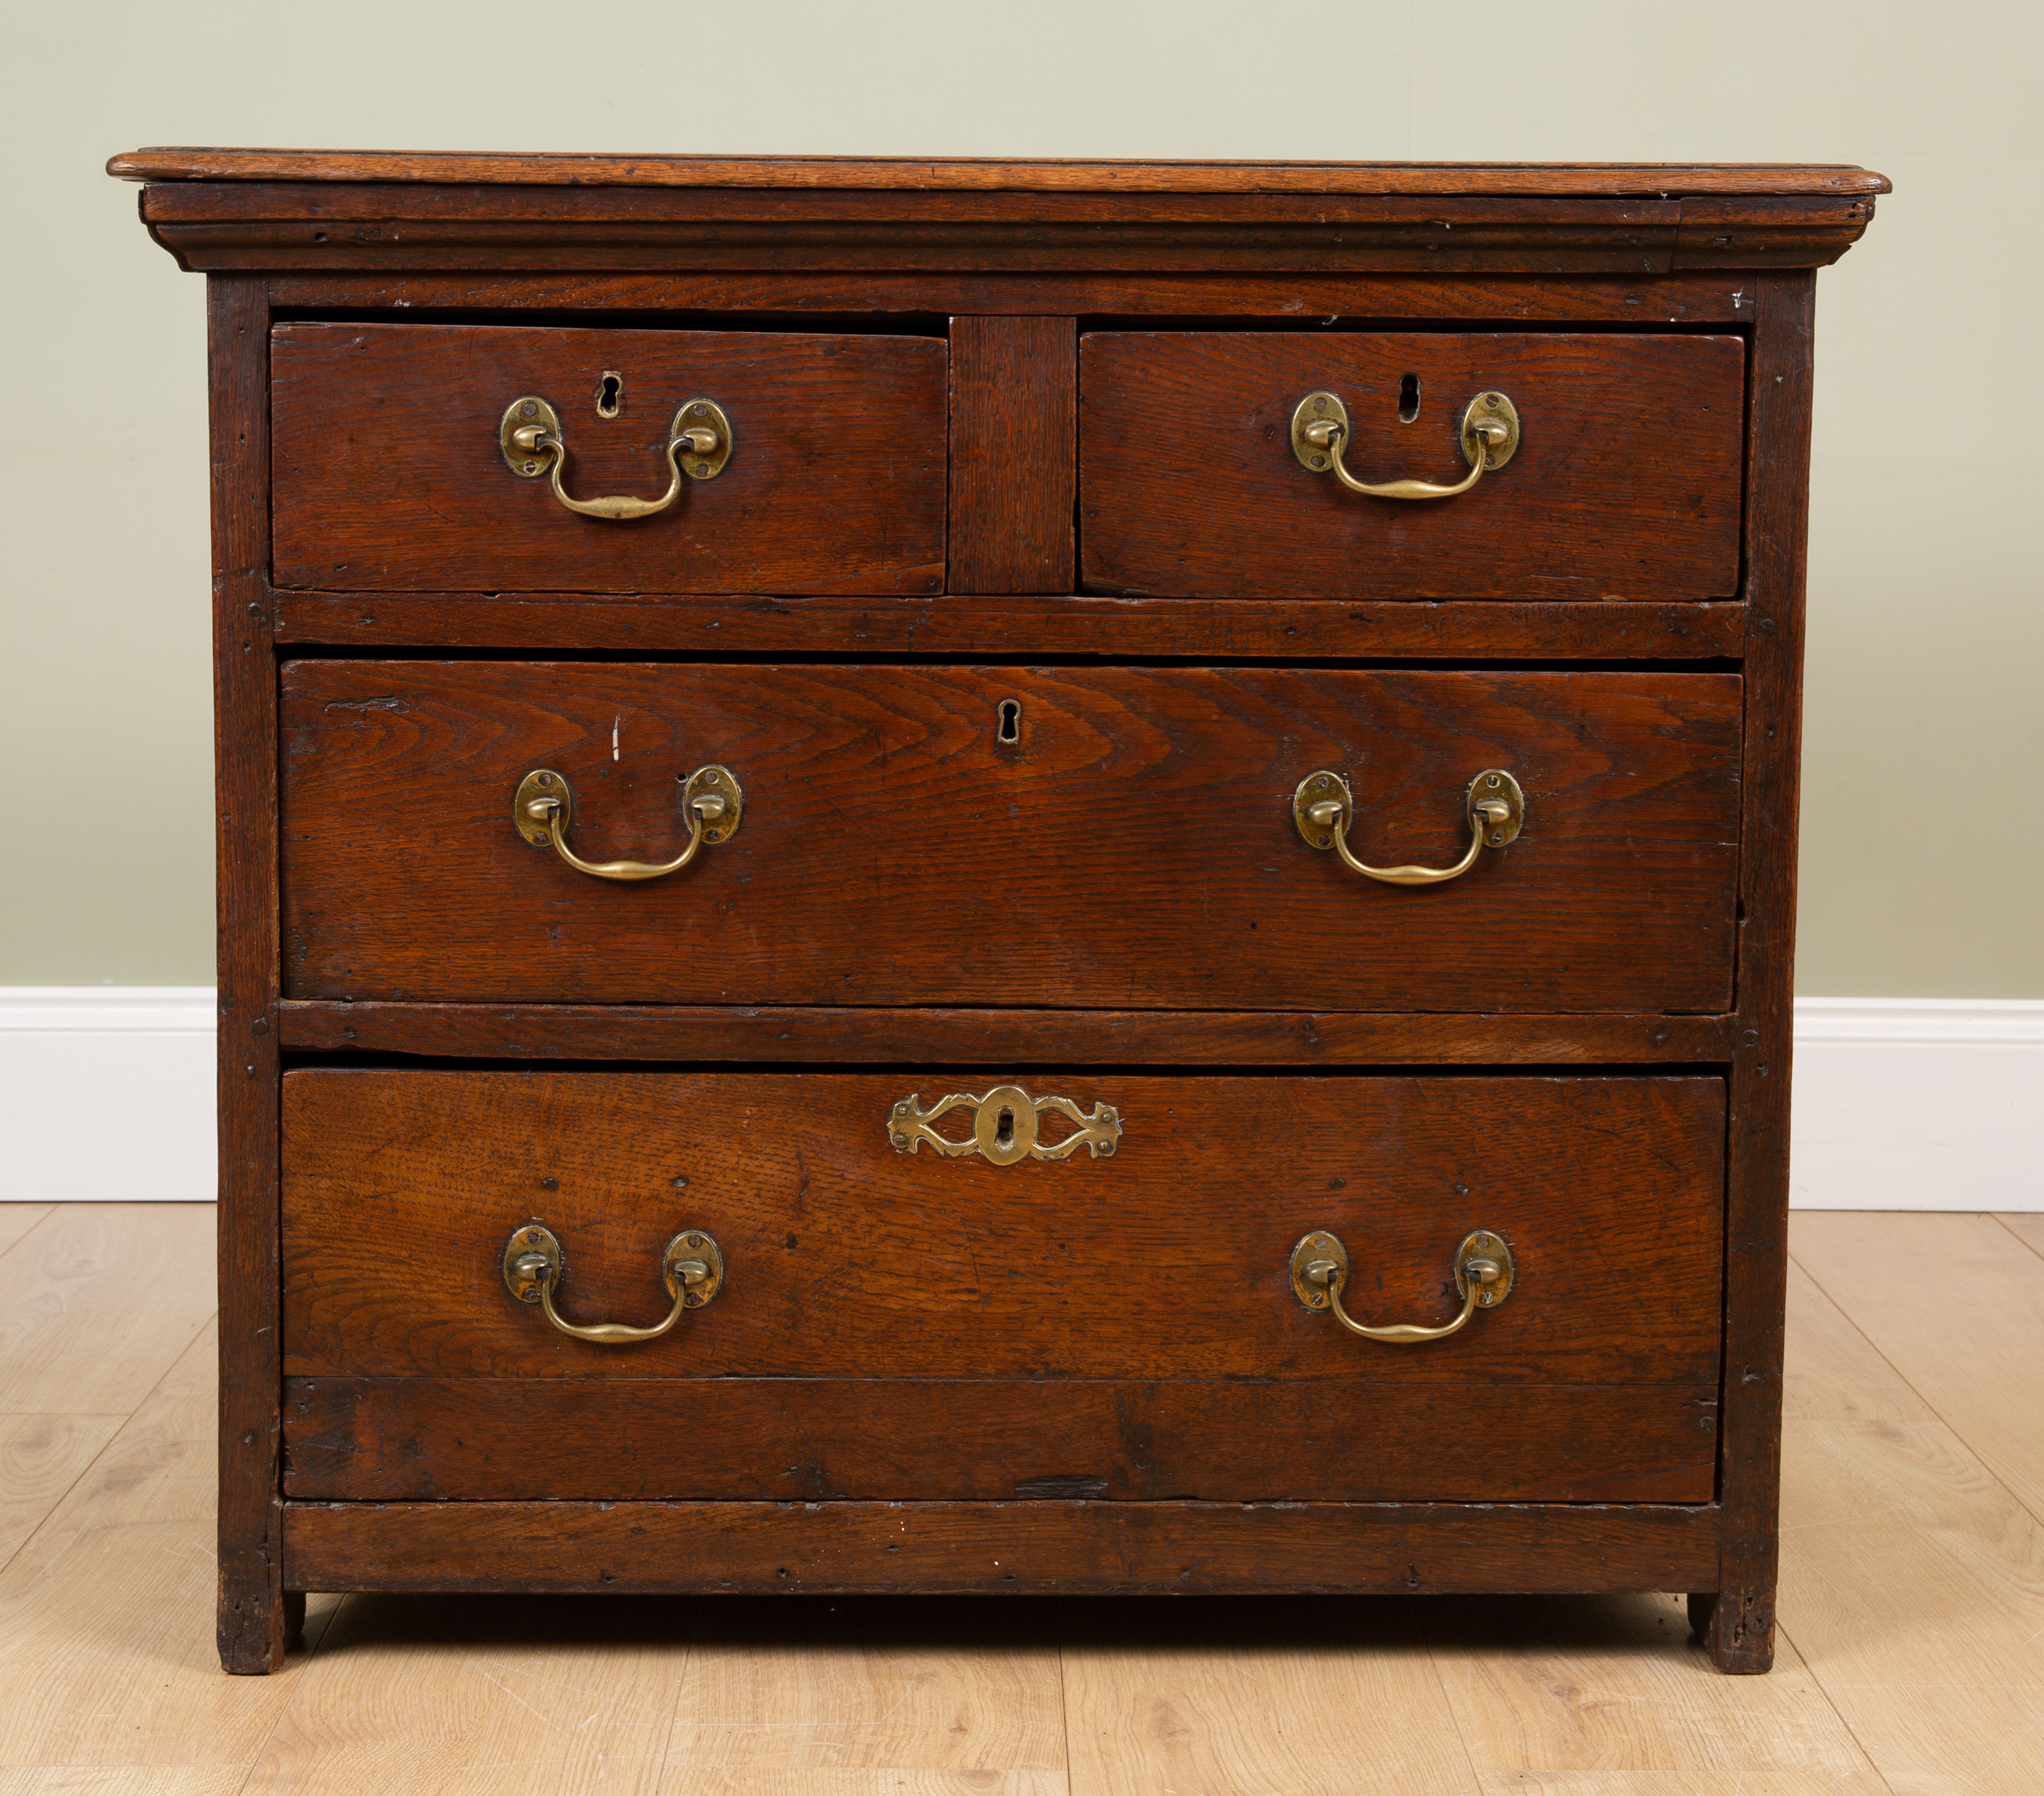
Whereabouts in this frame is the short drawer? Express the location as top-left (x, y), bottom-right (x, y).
top-left (1080, 331), bottom-right (1745, 599)
top-left (279, 660), bottom-right (1742, 1012)
top-left (280, 1069), bottom-right (1725, 1502)
top-left (270, 324), bottom-right (948, 594)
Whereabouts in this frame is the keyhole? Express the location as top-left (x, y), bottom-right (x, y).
top-left (1398, 374), bottom-right (1421, 423)
top-left (995, 1106), bottom-right (1015, 1149)
top-left (595, 371), bottom-right (623, 418)
top-left (997, 699), bottom-right (1021, 744)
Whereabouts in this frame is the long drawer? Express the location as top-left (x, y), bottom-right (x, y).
top-left (280, 1068), bottom-right (1724, 1504)
top-left (270, 323), bottom-right (949, 594)
top-left (279, 660), bottom-right (1743, 1011)
top-left (1080, 331), bottom-right (1747, 600)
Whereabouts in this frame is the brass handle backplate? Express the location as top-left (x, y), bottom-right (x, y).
top-left (1289, 1227), bottom-right (1514, 1343)
top-left (1293, 767), bottom-right (1524, 885)
top-left (1290, 388), bottom-right (1519, 498)
top-left (500, 395), bottom-right (732, 519)
top-left (887, 1085), bottom-right (1122, 1165)
top-left (502, 1224), bottom-right (724, 1344)
top-left (514, 765), bottom-right (743, 881)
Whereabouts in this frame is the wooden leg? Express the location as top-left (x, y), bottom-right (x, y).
top-left (1703, 1584), bottom-right (1776, 1673)
top-left (218, 1577), bottom-right (301, 1674)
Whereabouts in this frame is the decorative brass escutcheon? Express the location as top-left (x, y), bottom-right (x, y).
top-left (1293, 767), bottom-right (1524, 886)
top-left (502, 1223), bottom-right (725, 1345)
top-left (514, 764), bottom-right (743, 881)
top-left (500, 394), bottom-right (732, 519)
top-left (1289, 387), bottom-right (1520, 496)
top-left (1289, 1227), bottom-right (1514, 1343)
top-left (887, 1085), bottom-right (1122, 1165)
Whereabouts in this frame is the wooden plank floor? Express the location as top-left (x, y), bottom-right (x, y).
top-left (1, 1203), bottom-right (2040, 1794)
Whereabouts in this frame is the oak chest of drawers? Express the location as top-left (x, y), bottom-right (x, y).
top-left (112, 147), bottom-right (1886, 1673)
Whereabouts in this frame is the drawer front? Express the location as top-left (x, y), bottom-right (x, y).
top-left (271, 324), bottom-right (948, 594)
top-left (1080, 332), bottom-right (1745, 599)
top-left (279, 660), bottom-right (1742, 1012)
top-left (281, 1069), bottom-right (1724, 1502)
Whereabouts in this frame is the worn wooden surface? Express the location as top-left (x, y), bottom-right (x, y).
top-left (1708, 272), bottom-right (1815, 1674)
top-left (270, 592), bottom-right (1749, 657)
top-left (279, 1070), bottom-right (1724, 1384)
top-left (264, 268), bottom-right (1763, 322)
top-left (948, 317), bottom-right (1075, 594)
top-left (111, 149), bottom-right (1892, 196)
top-left (270, 324), bottom-right (947, 594)
top-left (16, 1201), bottom-right (2041, 1791)
top-left (1082, 332), bottom-right (1746, 600)
top-left (279, 1500), bottom-right (1721, 1596)
top-left (274, 1001), bottom-right (1737, 1063)
top-left (284, 1376), bottom-right (1716, 1503)
top-left (278, 663), bottom-right (1743, 1011)
top-left (208, 276), bottom-right (290, 1676)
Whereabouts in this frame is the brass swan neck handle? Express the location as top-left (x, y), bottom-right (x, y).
top-left (502, 1225), bottom-right (724, 1345)
top-left (1293, 768), bottom-right (1524, 887)
top-left (514, 766), bottom-right (743, 882)
top-left (1289, 1228), bottom-right (1514, 1344)
top-left (1290, 389), bottom-right (1519, 499)
top-left (499, 395), bottom-right (732, 520)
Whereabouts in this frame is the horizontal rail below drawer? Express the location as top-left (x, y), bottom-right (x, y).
top-left (281, 1498), bottom-right (1721, 1595)
top-left (278, 1003), bottom-right (1737, 1064)
top-left (269, 592), bottom-right (1748, 659)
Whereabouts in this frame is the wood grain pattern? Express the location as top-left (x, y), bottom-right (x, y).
top-left (1708, 273), bottom-right (1814, 1674)
top-left (278, 663), bottom-right (1743, 1012)
top-left (274, 1001), bottom-right (1737, 1064)
top-left (1081, 332), bottom-right (1746, 600)
top-left (269, 324), bottom-right (947, 594)
top-left (209, 275), bottom-right (290, 1676)
top-left (0, 1203), bottom-right (53, 1259)
top-left (110, 149), bottom-right (1890, 198)
top-left (281, 1498), bottom-right (1721, 1595)
top-left (948, 318), bottom-right (1074, 594)
top-left (278, 1070), bottom-right (1724, 1385)
top-left (262, 269), bottom-right (1760, 323)
top-left (270, 592), bottom-right (1748, 657)
top-left (0, 1412), bottom-right (124, 1571)
top-left (0, 1203), bottom-right (215, 1414)
top-left (283, 1377), bottom-right (1717, 1503)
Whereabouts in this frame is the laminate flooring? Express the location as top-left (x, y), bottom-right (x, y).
top-left (0, 1202), bottom-right (2039, 1794)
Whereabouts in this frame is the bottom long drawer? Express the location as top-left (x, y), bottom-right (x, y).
top-left (280, 1068), bottom-right (1725, 1504)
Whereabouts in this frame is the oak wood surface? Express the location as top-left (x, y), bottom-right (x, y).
top-left (269, 324), bottom-right (947, 594)
top-left (207, 275), bottom-right (290, 1675)
top-left (280, 1498), bottom-right (1723, 1595)
top-left (0, 1413), bottom-right (123, 1570)
top-left (269, 593), bottom-right (1749, 657)
top-left (111, 149), bottom-right (1890, 197)
top-left (948, 318), bottom-right (1075, 594)
top-left (278, 662), bottom-right (1743, 1012)
top-left (283, 1377), bottom-right (1717, 1503)
top-left (278, 1070), bottom-right (1724, 1386)
top-left (1707, 273), bottom-right (1814, 1674)
top-left (1081, 332), bottom-right (1746, 600)
top-left (274, 1001), bottom-right (1737, 1063)
top-left (264, 268), bottom-right (1761, 322)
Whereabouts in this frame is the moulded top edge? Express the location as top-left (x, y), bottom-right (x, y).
top-left (106, 148), bottom-right (1893, 198)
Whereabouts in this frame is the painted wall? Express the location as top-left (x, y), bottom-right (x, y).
top-left (4, 0), bottom-right (2038, 993)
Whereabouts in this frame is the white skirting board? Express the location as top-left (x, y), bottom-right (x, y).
top-left (2, 989), bottom-right (2040, 1208)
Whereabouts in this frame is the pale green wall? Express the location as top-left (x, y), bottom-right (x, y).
top-left (3, 0), bottom-right (2038, 993)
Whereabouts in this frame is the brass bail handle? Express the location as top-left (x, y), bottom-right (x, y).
top-left (502, 1224), bottom-right (725, 1345)
top-left (1290, 389), bottom-right (1520, 499)
top-left (1289, 1228), bottom-right (1514, 1344)
top-left (1293, 768), bottom-right (1524, 886)
top-left (514, 765), bottom-right (744, 882)
top-left (500, 395), bottom-right (732, 520)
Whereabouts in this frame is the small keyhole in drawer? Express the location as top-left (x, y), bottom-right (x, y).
top-left (1398, 373), bottom-right (1421, 423)
top-left (997, 699), bottom-right (1021, 744)
top-left (995, 1105), bottom-right (1015, 1150)
top-left (595, 371), bottom-right (623, 418)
